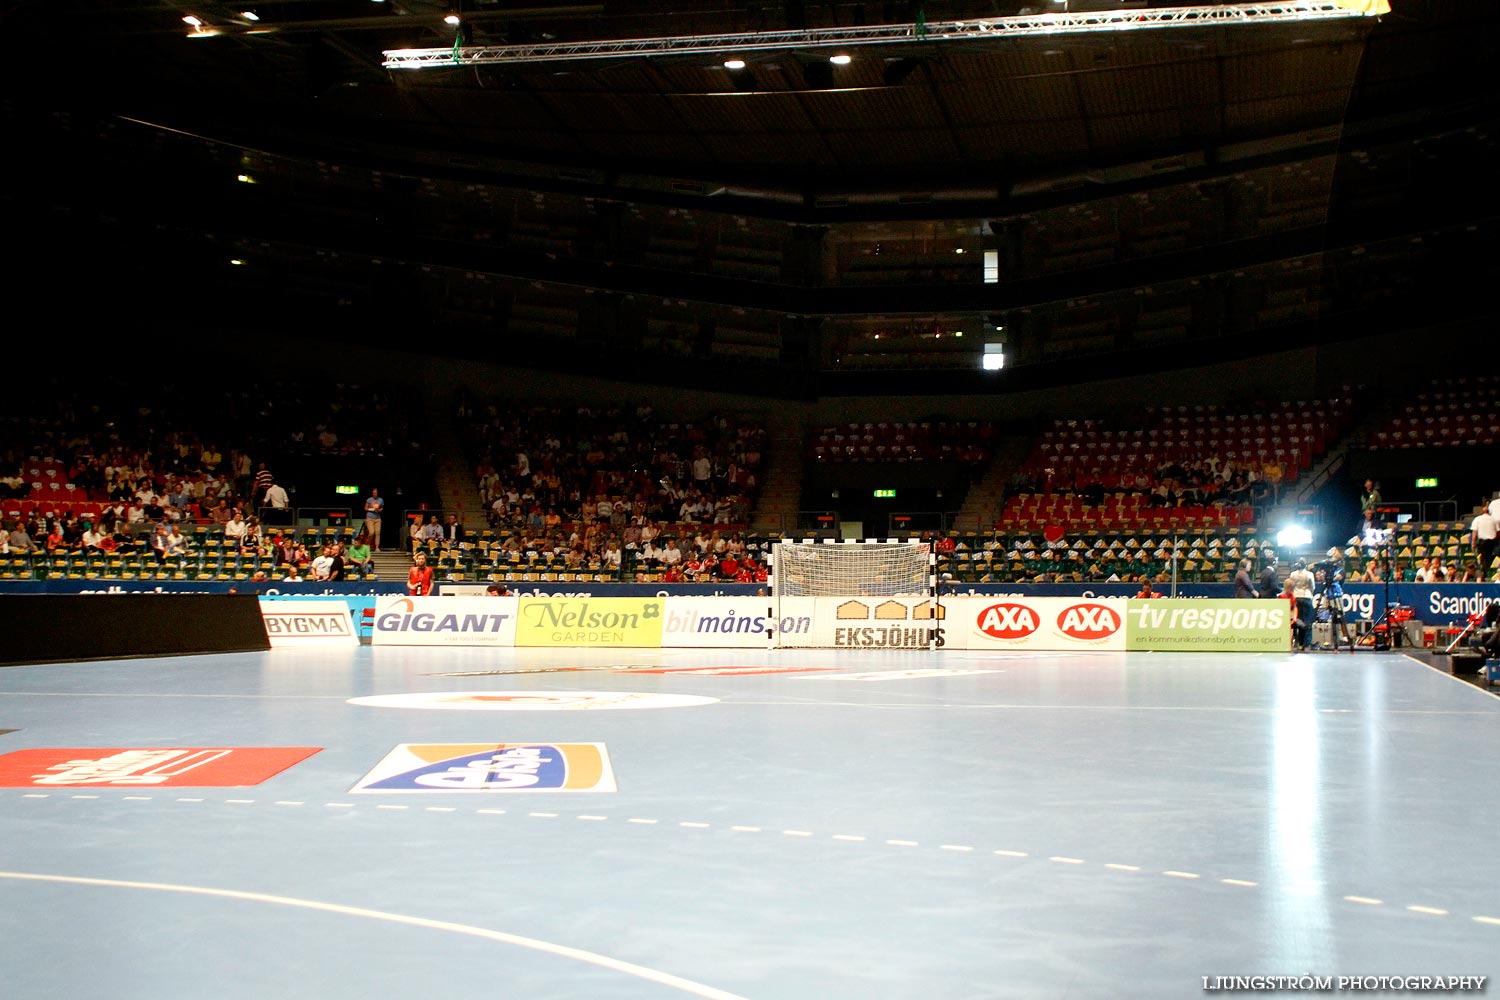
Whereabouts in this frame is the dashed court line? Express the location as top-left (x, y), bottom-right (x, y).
top-left (12, 793), bottom-right (1500, 928)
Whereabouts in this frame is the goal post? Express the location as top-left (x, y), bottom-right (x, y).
top-left (767, 539), bottom-right (938, 649)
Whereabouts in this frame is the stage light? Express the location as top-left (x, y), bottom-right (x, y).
top-left (723, 58), bottom-right (746, 69)
top-left (240, 10), bottom-right (259, 21)
top-left (181, 15), bottom-right (202, 26)
top-left (1276, 525), bottom-right (1313, 548)
top-left (444, 14), bottom-right (461, 26)
top-left (982, 343), bottom-right (1005, 371)
top-left (829, 53), bottom-right (851, 65)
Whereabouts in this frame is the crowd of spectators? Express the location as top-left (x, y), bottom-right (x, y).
top-left (0, 377), bottom-right (425, 567)
top-left (456, 396), bottom-right (766, 578)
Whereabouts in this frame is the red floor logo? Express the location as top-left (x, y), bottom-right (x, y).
top-left (0, 747), bottom-right (322, 787)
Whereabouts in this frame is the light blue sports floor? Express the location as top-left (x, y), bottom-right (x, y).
top-left (1, 644), bottom-right (1497, 1000)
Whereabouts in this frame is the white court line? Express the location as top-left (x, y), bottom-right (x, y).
top-left (1163, 871), bottom-right (1200, 880)
top-left (782, 830), bottom-right (813, 837)
top-left (274, 801), bottom-right (304, 807)
top-left (993, 850), bottom-right (1027, 858)
top-left (1105, 864), bottom-right (1140, 872)
top-left (576, 815), bottom-right (608, 822)
top-left (831, 834), bottom-right (865, 842)
top-left (0, 872), bottom-right (750, 1000)
top-left (1048, 856), bottom-right (1084, 865)
top-left (681, 822), bottom-right (711, 829)
top-left (1344, 896), bottom-right (1383, 906)
top-left (1473, 916), bottom-right (1500, 926)
top-left (1221, 879), bottom-right (1257, 887)
top-left (940, 845), bottom-right (974, 853)
top-left (887, 840), bottom-right (919, 847)
top-left (376, 805), bottom-right (408, 811)
top-left (628, 818), bottom-right (659, 825)
top-left (730, 826), bottom-right (761, 833)
top-left (1407, 905), bottom-right (1448, 916)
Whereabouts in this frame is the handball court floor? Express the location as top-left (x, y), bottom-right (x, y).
top-left (1, 644), bottom-right (1498, 1000)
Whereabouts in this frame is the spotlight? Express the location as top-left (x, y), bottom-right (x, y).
top-left (829, 54), bottom-right (852, 65)
top-left (443, 13), bottom-right (461, 26)
top-left (181, 14), bottom-right (203, 26)
top-left (723, 58), bottom-right (746, 70)
top-left (981, 342), bottom-right (1005, 371)
top-left (240, 10), bottom-right (259, 21)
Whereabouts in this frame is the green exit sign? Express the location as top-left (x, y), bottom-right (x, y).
top-left (873, 489), bottom-right (896, 498)
top-left (1415, 477), bottom-right (1438, 489)
top-left (335, 485), bottom-right (360, 495)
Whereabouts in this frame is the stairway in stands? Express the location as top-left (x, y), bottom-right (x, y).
top-left (370, 550), bottom-right (412, 583)
top-left (950, 432), bottom-right (1036, 534)
top-left (750, 414), bottom-right (806, 536)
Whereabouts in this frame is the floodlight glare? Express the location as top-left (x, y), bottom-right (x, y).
top-left (723, 58), bottom-right (746, 69)
top-left (1276, 525), bottom-right (1313, 548)
top-left (181, 15), bottom-right (203, 26)
top-left (829, 54), bottom-right (852, 65)
top-left (241, 10), bottom-right (259, 21)
top-left (443, 14), bottom-right (461, 25)
top-left (982, 342), bottom-right (1005, 371)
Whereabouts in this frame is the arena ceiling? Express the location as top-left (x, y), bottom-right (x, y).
top-left (7, 0), bottom-right (1474, 203)
top-left (3, 1), bottom-right (1496, 396)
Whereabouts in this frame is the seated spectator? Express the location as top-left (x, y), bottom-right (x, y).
top-left (347, 536), bottom-right (373, 574)
top-left (164, 525), bottom-right (189, 557)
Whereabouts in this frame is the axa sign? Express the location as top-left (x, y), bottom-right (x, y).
top-left (976, 603), bottom-right (1041, 639)
top-left (1056, 603), bottom-right (1121, 640)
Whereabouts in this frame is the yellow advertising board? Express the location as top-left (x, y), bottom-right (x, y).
top-left (514, 597), bottom-right (665, 648)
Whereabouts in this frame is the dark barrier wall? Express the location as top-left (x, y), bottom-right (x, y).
top-left (0, 595), bottom-right (271, 666)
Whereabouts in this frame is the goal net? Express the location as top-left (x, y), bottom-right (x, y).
top-left (769, 540), bottom-right (936, 649)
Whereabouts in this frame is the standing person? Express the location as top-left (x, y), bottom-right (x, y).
top-left (407, 552), bottom-right (434, 596)
top-left (1359, 479), bottom-right (1382, 528)
top-left (1282, 578), bottom-right (1300, 652)
top-left (1288, 558), bottom-right (1316, 652)
top-left (1317, 548), bottom-right (1355, 653)
top-left (1470, 499), bottom-right (1497, 580)
top-left (263, 479), bottom-right (290, 526)
top-left (1234, 558), bottom-right (1257, 599)
top-left (363, 488), bottom-right (385, 552)
top-left (1258, 556), bottom-right (1280, 600)
top-left (252, 463), bottom-right (274, 510)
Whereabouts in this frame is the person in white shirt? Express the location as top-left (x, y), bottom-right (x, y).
top-left (224, 512), bottom-right (247, 543)
top-left (661, 540), bottom-right (682, 565)
top-left (1471, 503), bottom-right (1498, 575)
top-left (311, 547), bottom-right (334, 581)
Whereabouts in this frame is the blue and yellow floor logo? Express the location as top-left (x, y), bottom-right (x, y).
top-left (351, 743), bottom-right (615, 793)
